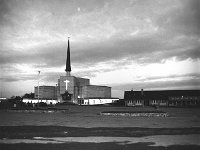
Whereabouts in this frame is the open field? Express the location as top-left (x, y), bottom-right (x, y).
top-left (0, 106), bottom-right (200, 127)
top-left (0, 106), bottom-right (200, 149)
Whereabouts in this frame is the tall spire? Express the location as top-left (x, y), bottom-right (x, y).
top-left (65, 37), bottom-right (71, 76)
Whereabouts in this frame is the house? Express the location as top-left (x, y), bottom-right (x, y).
top-left (124, 89), bottom-right (200, 107)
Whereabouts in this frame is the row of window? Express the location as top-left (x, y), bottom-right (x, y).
top-left (127, 100), bottom-right (200, 105)
top-left (169, 97), bottom-right (199, 100)
top-left (127, 100), bottom-right (142, 104)
top-left (169, 100), bottom-right (199, 104)
top-left (78, 99), bottom-right (116, 104)
top-left (127, 98), bottom-right (199, 102)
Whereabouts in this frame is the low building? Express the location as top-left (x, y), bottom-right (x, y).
top-left (22, 98), bottom-right (59, 105)
top-left (124, 89), bottom-right (200, 107)
top-left (78, 98), bottom-right (119, 105)
top-left (168, 90), bottom-right (200, 107)
top-left (0, 98), bottom-right (7, 102)
top-left (124, 90), bottom-right (145, 107)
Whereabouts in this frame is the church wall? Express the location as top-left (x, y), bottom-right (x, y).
top-left (34, 86), bottom-right (56, 99)
top-left (58, 76), bottom-right (90, 103)
top-left (75, 77), bottom-right (90, 86)
top-left (57, 79), bottom-right (61, 100)
top-left (82, 85), bottom-right (111, 98)
top-left (58, 76), bottom-right (75, 102)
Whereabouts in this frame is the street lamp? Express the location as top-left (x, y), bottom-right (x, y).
top-left (38, 71), bottom-right (40, 103)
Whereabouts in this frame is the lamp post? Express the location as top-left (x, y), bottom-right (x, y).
top-left (38, 71), bottom-right (40, 103)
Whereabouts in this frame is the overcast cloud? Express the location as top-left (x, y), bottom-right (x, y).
top-left (0, 0), bottom-right (200, 98)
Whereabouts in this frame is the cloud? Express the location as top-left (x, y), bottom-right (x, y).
top-left (0, 0), bottom-right (200, 98)
top-left (134, 73), bottom-right (200, 82)
top-left (0, 75), bottom-right (35, 82)
top-left (112, 75), bottom-right (200, 92)
top-left (1, 0), bottom-right (199, 68)
top-left (157, 0), bottom-right (200, 36)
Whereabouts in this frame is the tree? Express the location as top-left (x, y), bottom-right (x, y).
top-left (8, 96), bottom-right (22, 103)
top-left (22, 93), bottom-right (34, 99)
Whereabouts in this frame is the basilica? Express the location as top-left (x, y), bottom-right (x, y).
top-left (34, 38), bottom-right (119, 105)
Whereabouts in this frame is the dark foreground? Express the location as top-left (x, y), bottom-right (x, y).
top-left (1, 142), bottom-right (200, 150)
top-left (0, 126), bottom-right (200, 150)
top-left (1, 106), bottom-right (200, 149)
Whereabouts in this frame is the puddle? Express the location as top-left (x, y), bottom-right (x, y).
top-left (0, 135), bottom-right (199, 146)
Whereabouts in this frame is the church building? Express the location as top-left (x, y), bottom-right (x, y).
top-left (57, 38), bottom-right (118, 105)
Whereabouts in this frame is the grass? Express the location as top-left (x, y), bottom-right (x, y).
top-left (0, 126), bottom-right (200, 138)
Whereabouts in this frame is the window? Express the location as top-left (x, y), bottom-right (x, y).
top-left (153, 100), bottom-right (157, 104)
top-left (136, 100), bottom-right (141, 104)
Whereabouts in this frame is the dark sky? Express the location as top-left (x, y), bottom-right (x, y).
top-left (0, 0), bottom-right (200, 98)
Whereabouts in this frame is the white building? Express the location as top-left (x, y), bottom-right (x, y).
top-left (78, 98), bottom-right (119, 105)
top-left (22, 98), bottom-right (59, 105)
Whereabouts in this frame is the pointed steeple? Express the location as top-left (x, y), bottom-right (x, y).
top-left (65, 37), bottom-right (71, 76)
